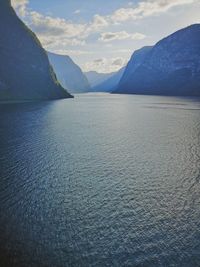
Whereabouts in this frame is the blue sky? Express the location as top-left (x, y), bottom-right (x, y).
top-left (12, 0), bottom-right (200, 73)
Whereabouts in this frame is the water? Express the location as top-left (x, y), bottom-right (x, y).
top-left (0, 93), bottom-right (200, 267)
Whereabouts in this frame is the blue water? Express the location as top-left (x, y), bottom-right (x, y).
top-left (0, 93), bottom-right (200, 266)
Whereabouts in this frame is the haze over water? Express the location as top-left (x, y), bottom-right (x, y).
top-left (0, 94), bottom-right (200, 266)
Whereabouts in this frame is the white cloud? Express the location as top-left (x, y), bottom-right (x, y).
top-left (84, 57), bottom-right (128, 73)
top-left (109, 0), bottom-right (196, 23)
top-left (115, 49), bottom-right (132, 53)
top-left (92, 14), bottom-right (108, 28)
top-left (11, 0), bottom-right (197, 52)
top-left (11, 0), bottom-right (198, 74)
top-left (25, 11), bottom-right (89, 52)
top-left (11, 0), bottom-right (29, 16)
top-left (40, 36), bottom-right (86, 48)
top-left (11, 0), bottom-right (197, 44)
top-left (74, 9), bottom-right (81, 14)
top-left (11, 3), bottom-right (110, 52)
top-left (112, 58), bottom-right (124, 66)
top-left (48, 49), bottom-right (93, 56)
top-left (28, 11), bottom-right (86, 38)
top-left (99, 31), bottom-right (146, 42)
top-left (11, 0), bottom-right (28, 8)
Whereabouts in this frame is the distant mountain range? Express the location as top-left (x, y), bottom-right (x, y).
top-left (91, 67), bottom-right (125, 92)
top-left (85, 71), bottom-right (115, 88)
top-left (114, 24), bottom-right (200, 96)
top-left (48, 52), bottom-right (90, 94)
top-left (0, 0), bottom-right (72, 101)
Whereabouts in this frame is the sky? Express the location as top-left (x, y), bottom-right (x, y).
top-left (11, 0), bottom-right (200, 73)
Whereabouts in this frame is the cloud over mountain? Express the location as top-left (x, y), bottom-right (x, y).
top-left (85, 57), bottom-right (128, 73)
top-left (12, 0), bottom-right (196, 52)
top-left (11, 0), bottom-right (199, 73)
top-left (99, 31), bottom-right (146, 42)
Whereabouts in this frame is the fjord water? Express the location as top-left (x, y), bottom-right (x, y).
top-left (0, 94), bottom-right (200, 267)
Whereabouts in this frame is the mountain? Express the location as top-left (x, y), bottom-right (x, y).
top-left (48, 52), bottom-right (90, 94)
top-left (0, 0), bottom-right (72, 101)
top-left (92, 67), bottom-right (125, 92)
top-left (85, 71), bottom-right (115, 88)
top-left (118, 46), bottom-right (153, 86)
top-left (114, 24), bottom-right (200, 96)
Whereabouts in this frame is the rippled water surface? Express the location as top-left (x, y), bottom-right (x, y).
top-left (0, 94), bottom-right (200, 267)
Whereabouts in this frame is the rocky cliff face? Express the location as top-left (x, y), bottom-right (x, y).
top-left (115, 24), bottom-right (200, 96)
top-left (0, 0), bottom-right (72, 101)
top-left (48, 52), bottom-right (90, 94)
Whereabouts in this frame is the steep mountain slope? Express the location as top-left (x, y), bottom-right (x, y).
top-left (92, 67), bottom-right (125, 92)
top-left (0, 0), bottom-right (72, 101)
top-left (48, 52), bottom-right (90, 94)
top-left (115, 24), bottom-right (200, 96)
top-left (118, 46), bottom-right (152, 87)
top-left (85, 71), bottom-right (115, 88)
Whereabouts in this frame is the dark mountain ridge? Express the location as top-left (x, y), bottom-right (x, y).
top-left (0, 0), bottom-right (72, 101)
top-left (114, 24), bottom-right (200, 96)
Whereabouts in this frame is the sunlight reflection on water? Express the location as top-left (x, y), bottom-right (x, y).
top-left (0, 94), bottom-right (200, 266)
